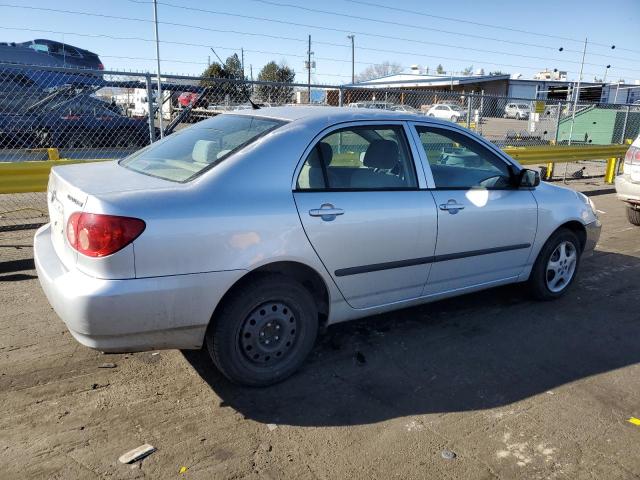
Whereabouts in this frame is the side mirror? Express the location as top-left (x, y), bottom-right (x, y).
top-left (519, 168), bottom-right (540, 188)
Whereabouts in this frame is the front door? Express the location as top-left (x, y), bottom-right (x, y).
top-left (411, 124), bottom-right (538, 294)
top-left (293, 123), bottom-right (438, 309)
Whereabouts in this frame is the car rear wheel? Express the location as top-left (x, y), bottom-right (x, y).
top-left (450, 115), bottom-right (457, 122)
top-left (627, 206), bottom-right (640, 226)
top-left (206, 274), bottom-right (318, 386)
top-left (528, 228), bottom-right (581, 300)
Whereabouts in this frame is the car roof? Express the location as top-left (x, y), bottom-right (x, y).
top-left (226, 105), bottom-right (435, 125)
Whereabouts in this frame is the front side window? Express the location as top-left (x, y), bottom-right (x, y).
top-left (121, 115), bottom-right (285, 182)
top-left (415, 126), bottom-right (514, 189)
top-left (296, 125), bottom-right (418, 190)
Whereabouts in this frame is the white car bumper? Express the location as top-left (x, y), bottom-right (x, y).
top-left (615, 174), bottom-right (640, 205)
top-left (34, 224), bottom-right (245, 352)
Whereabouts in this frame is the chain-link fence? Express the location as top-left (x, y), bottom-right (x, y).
top-left (1, 63), bottom-right (639, 230)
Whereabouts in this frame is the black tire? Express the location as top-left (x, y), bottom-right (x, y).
top-left (450, 115), bottom-right (457, 122)
top-left (626, 206), bottom-right (640, 226)
top-left (528, 228), bottom-right (581, 301)
top-left (206, 274), bottom-right (318, 387)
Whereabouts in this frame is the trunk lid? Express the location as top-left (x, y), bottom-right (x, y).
top-left (47, 160), bottom-right (174, 271)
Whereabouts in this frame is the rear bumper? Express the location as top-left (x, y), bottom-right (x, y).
top-left (34, 224), bottom-right (245, 352)
top-left (615, 174), bottom-right (640, 205)
top-left (583, 219), bottom-right (601, 258)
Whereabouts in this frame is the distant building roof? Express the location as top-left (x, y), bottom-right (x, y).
top-left (350, 73), bottom-right (511, 89)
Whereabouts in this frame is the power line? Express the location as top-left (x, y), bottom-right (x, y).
top-left (0, 3), bottom-right (636, 79)
top-left (0, 3), bottom-right (350, 49)
top-left (152, 2), bottom-right (640, 73)
top-left (0, 24), bottom-right (613, 80)
top-left (246, 0), bottom-right (639, 63)
top-left (344, 0), bottom-right (640, 56)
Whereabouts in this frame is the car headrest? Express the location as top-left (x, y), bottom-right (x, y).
top-left (363, 140), bottom-right (398, 169)
top-left (307, 141), bottom-right (333, 167)
top-left (192, 140), bottom-right (218, 164)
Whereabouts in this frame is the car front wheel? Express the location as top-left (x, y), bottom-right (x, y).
top-left (528, 228), bottom-right (581, 300)
top-left (206, 274), bottom-right (318, 386)
top-left (627, 206), bottom-right (640, 226)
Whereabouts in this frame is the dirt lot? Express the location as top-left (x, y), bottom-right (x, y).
top-left (1, 186), bottom-right (639, 480)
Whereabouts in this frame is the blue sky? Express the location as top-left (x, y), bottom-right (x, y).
top-left (1, 0), bottom-right (639, 84)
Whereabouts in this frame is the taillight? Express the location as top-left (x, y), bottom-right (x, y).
top-left (67, 212), bottom-right (145, 257)
top-left (624, 146), bottom-right (640, 167)
top-left (98, 63), bottom-right (104, 70)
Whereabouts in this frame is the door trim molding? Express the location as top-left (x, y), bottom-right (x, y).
top-left (334, 243), bottom-right (531, 277)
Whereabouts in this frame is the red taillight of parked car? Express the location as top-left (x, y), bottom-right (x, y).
top-left (98, 63), bottom-right (105, 70)
top-left (67, 213), bottom-right (146, 257)
top-left (624, 146), bottom-right (640, 168)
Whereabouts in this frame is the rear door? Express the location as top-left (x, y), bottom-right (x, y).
top-left (410, 123), bottom-right (538, 294)
top-left (293, 121), bottom-right (438, 309)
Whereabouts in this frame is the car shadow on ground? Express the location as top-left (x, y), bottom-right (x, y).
top-left (183, 250), bottom-right (640, 427)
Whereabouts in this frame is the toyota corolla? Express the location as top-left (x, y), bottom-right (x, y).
top-left (34, 106), bottom-right (601, 386)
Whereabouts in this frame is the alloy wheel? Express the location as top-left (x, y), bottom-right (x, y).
top-left (545, 241), bottom-right (577, 293)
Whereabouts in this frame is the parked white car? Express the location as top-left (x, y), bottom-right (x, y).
top-left (35, 106), bottom-right (601, 386)
top-left (504, 103), bottom-right (531, 120)
top-left (615, 135), bottom-right (640, 225)
top-left (426, 103), bottom-right (464, 122)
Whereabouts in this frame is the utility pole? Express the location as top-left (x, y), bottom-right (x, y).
top-left (347, 34), bottom-right (355, 84)
top-left (307, 35), bottom-right (312, 104)
top-left (241, 48), bottom-right (245, 78)
top-left (152, 0), bottom-right (163, 138)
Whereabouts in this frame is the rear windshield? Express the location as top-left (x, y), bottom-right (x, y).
top-left (120, 114), bottom-right (286, 182)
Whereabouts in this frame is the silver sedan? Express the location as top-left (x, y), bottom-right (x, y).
top-left (34, 106), bottom-right (601, 386)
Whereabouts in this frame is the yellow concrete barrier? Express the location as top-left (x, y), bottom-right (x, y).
top-left (0, 160), bottom-right (94, 194)
top-left (0, 143), bottom-right (632, 194)
top-left (502, 144), bottom-right (629, 164)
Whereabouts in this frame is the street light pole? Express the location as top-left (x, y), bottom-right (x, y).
top-left (567, 38), bottom-right (587, 147)
top-left (347, 35), bottom-right (355, 84)
top-left (152, 0), bottom-right (163, 138)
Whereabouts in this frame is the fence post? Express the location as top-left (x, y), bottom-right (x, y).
top-left (338, 87), bottom-right (343, 107)
top-left (466, 96), bottom-right (471, 129)
top-left (145, 74), bottom-right (156, 144)
top-left (620, 105), bottom-right (630, 144)
top-left (554, 102), bottom-right (563, 145)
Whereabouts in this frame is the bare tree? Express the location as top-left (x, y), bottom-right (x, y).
top-left (355, 61), bottom-right (403, 82)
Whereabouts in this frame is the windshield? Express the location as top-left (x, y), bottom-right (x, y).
top-left (120, 114), bottom-right (286, 182)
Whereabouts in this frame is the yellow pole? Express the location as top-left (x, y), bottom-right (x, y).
top-left (604, 157), bottom-right (618, 184)
top-left (545, 162), bottom-right (554, 179)
top-left (47, 148), bottom-right (60, 161)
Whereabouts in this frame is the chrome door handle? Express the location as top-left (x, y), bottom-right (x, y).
top-left (439, 200), bottom-right (465, 214)
top-left (309, 203), bottom-right (344, 221)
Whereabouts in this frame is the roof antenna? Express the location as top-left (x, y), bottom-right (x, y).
top-left (249, 98), bottom-right (261, 110)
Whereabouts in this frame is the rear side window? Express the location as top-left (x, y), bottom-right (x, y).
top-left (120, 115), bottom-right (285, 182)
top-left (296, 125), bottom-right (417, 190)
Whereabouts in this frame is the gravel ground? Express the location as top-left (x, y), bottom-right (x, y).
top-left (1, 187), bottom-right (639, 479)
